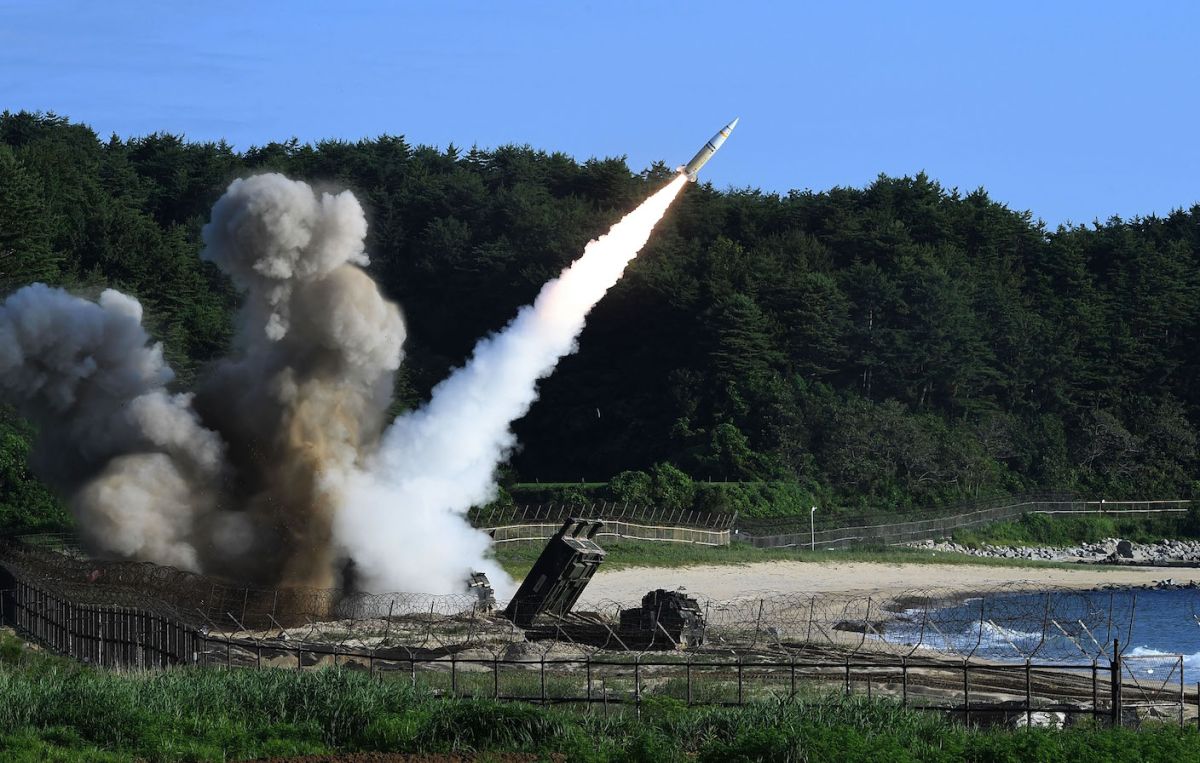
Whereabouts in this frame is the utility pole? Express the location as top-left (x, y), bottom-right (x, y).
top-left (810, 506), bottom-right (817, 551)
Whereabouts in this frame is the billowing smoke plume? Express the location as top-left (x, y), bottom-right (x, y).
top-left (0, 170), bottom-right (686, 598)
top-left (0, 285), bottom-right (225, 569)
top-left (194, 175), bottom-right (406, 588)
top-left (0, 174), bottom-right (404, 589)
top-left (336, 174), bottom-right (688, 597)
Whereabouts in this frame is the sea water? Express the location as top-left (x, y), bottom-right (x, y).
top-left (882, 588), bottom-right (1200, 677)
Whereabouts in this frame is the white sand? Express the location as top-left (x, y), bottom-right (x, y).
top-left (581, 560), bottom-right (1196, 605)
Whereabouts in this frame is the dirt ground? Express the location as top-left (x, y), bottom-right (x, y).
top-left (579, 560), bottom-right (1196, 604)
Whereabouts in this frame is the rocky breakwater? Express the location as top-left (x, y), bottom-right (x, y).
top-left (910, 537), bottom-right (1200, 566)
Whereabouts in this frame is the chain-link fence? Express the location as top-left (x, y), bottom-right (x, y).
top-left (474, 493), bottom-right (1192, 550)
top-left (1, 536), bottom-right (1193, 727)
top-left (488, 520), bottom-right (730, 546)
top-left (736, 494), bottom-right (1193, 549)
top-left (474, 503), bottom-right (733, 546)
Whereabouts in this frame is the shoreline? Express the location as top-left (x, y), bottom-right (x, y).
top-left (916, 537), bottom-right (1200, 566)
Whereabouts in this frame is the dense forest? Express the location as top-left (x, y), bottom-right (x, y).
top-left (2, 111), bottom-right (1198, 528)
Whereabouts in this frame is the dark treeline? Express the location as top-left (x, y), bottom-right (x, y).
top-left (2, 111), bottom-right (1198, 526)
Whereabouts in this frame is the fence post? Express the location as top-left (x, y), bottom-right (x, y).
top-left (1179, 655), bottom-right (1185, 729)
top-left (789, 657), bottom-right (796, 701)
top-left (1025, 659), bottom-right (1032, 728)
top-left (902, 658), bottom-right (908, 708)
top-left (686, 658), bottom-right (693, 705)
top-left (1111, 639), bottom-right (1122, 728)
top-left (737, 657), bottom-right (744, 705)
top-left (751, 599), bottom-right (764, 648)
top-left (494, 654), bottom-right (500, 699)
top-left (634, 656), bottom-right (642, 717)
top-left (963, 661), bottom-right (970, 725)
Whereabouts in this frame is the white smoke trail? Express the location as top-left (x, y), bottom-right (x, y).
top-left (337, 175), bottom-right (689, 597)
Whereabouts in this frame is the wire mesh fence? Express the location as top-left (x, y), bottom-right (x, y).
top-left (487, 520), bottom-right (730, 546)
top-left (17, 494), bottom-right (1186, 557)
top-left (0, 536), bottom-right (1150, 659)
top-left (1, 536), bottom-right (1194, 727)
top-left (737, 495), bottom-right (1193, 549)
top-left (476, 493), bottom-right (1192, 550)
top-left (471, 503), bottom-right (735, 531)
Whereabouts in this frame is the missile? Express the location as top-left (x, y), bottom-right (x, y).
top-left (679, 117), bottom-right (739, 182)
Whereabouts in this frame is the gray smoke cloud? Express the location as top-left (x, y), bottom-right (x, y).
top-left (194, 174), bottom-right (405, 588)
top-left (0, 285), bottom-right (225, 569)
top-left (0, 174), bottom-right (406, 589)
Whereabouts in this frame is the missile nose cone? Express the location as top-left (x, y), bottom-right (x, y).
top-left (680, 118), bottom-right (740, 182)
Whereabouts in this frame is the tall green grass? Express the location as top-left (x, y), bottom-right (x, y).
top-left (3, 638), bottom-right (1200, 762)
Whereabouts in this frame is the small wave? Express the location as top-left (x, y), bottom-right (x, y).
top-left (980, 620), bottom-right (1041, 644)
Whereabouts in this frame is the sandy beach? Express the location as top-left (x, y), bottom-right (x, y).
top-left (582, 560), bottom-right (1198, 605)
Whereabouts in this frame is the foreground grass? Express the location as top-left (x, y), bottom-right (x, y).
top-left (1, 639), bottom-right (1199, 762)
top-left (494, 540), bottom-right (1113, 579)
top-left (954, 511), bottom-right (1200, 549)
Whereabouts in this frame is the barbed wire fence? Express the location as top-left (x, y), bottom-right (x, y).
top-left (12, 494), bottom-right (1191, 555)
top-left (471, 503), bottom-right (734, 530)
top-left (470, 493), bottom-right (1193, 549)
top-left (0, 536), bottom-right (1193, 728)
top-left (736, 495), bottom-right (1194, 549)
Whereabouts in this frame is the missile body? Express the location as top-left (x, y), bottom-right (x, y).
top-left (679, 117), bottom-right (739, 181)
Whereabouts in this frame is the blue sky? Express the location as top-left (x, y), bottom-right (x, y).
top-left (1, 0), bottom-right (1196, 227)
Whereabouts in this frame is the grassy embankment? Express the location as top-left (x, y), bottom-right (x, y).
top-left (15, 511), bottom-right (1191, 581)
top-left (492, 540), bottom-right (1111, 579)
top-left (2, 634), bottom-right (1198, 762)
top-left (494, 510), bottom-right (1200, 578)
top-left (954, 511), bottom-right (1200, 549)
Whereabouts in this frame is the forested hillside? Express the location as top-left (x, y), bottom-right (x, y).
top-left (2, 111), bottom-right (1198, 527)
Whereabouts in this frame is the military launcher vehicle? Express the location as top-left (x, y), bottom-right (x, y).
top-left (503, 518), bottom-right (604, 627)
top-left (618, 589), bottom-right (705, 649)
top-left (500, 519), bottom-right (706, 649)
